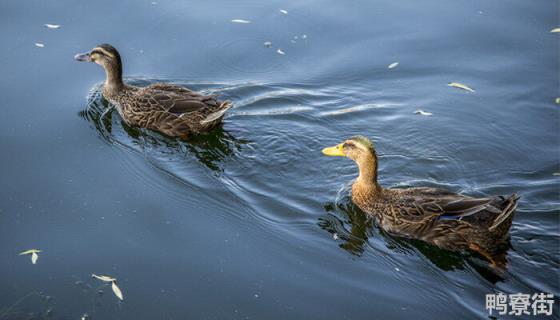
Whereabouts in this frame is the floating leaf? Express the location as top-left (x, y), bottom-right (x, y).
top-left (19, 249), bottom-right (41, 255)
top-left (414, 109), bottom-right (433, 116)
top-left (35, 43), bottom-right (45, 48)
top-left (44, 24), bottom-right (60, 29)
top-left (388, 62), bottom-right (399, 69)
top-left (20, 249), bottom-right (41, 264)
top-left (279, 9), bottom-right (288, 15)
top-left (448, 82), bottom-right (475, 93)
top-left (550, 28), bottom-right (560, 33)
top-left (111, 281), bottom-right (124, 300)
top-left (31, 252), bottom-right (39, 264)
top-left (263, 41), bottom-right (272, 48)
top-left (276, 49), bottom-right (285, 55)
top-left (231, 19), bottom-right (251, 24)
top-left (92, 274), bottom-right (117, 282)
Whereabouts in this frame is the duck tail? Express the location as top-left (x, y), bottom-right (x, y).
top-left (488, 193), bottom-right (520, 232)
top-left (200, 101), bottom-right (232, 126)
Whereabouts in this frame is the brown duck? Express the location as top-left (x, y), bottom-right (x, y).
top-left (75, 44), bottom-right (232, 138)
top-left (322, 136), bottom-right (519, 267)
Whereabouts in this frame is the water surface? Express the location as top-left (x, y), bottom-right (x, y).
top-left (0, 0), bottom-right (559, 319)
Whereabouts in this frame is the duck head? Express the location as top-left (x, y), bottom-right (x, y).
top-left (322, 136), bottom-right (380, 188)
top-left (75, 44), bottom-right (123, 91)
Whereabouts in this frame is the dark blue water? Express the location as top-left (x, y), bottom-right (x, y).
top-left (1, 0), bottom-right (559, 319)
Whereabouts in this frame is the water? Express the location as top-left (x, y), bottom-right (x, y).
top-left (0, 0), bottom-right (559, 319)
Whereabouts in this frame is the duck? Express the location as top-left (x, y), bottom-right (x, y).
top-left (74, 44), bottom-right (232, 139)
top-left (322, 136), bottom-right (519, 267)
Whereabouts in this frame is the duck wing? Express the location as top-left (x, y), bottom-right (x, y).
top-left (141, 84), bottom-right (221, 115)
top-left (401, 188), bottom-right (518, 229)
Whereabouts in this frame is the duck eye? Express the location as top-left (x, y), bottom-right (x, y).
top-left (343, 142), bottom-right (355, 149)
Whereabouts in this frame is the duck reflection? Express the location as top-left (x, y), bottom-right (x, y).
top-left (78, 88), bottom-right (248, 173)
top-left (319, 199), bottom-right (509, 283)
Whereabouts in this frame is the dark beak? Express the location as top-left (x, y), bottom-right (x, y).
top-left (74, 52), bottom-right (92, 62)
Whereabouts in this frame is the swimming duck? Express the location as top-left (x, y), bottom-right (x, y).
top-left (322, 136), bottom-right (519, 267)
top-left (75, 44), bottom-right (231, 138)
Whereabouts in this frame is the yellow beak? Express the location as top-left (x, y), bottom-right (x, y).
top-left (322, 144), bottom-right (345, 157)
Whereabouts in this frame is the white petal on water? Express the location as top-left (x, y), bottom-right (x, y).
top-left (112, 282), bottom-right (124, 301)
top-left (44, 24), bottom-right (60, 29)
top-left (35, 43), bottom-right (45, 48)
top-left (279, 9), bottom-right (288, 15)
top-left (550, 28), bottom-right (560, 33)
top-left (448, 82), bottom-right (475, 93)
top-left (92, 274), bottom-right (117, 282)
top-left (276, 49), bottom-right (285, 55)
top-left (263, 41), bottom-right (272, 48)
top-left (31, 252), bottom-right (39, 264)
top-left (414, 109), bottom-right (432, 116)
top-left (388, 62), bottom-right (399, 69)
top-left (231, 19), bottom-right (251, 24)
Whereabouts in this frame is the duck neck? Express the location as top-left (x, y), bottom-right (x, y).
top-left (354, 152), bottom-right (382, 196)
top-left (102, 62), bottom-right (124, 95)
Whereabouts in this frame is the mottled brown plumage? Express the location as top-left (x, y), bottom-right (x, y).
top-left (323, 136), bottom-right (519, 266)
top-left (75, 44), bottom-right (231, 138)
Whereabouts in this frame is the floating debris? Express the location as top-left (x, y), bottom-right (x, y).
top-left (231, 19), bottom-right (251, 24)
top-left (276, 49), bottom-right (285, 55)
top-left (19, 249), bottom-right (41, 264)
top-left (388, 62), bottom-right (399, 69)
top-left (279, 9), bottom-right (288, 15)
top-left (44, 24), bottom-right (60, 29)
top-left (92, 274), bottom-right (124, 300)
top-left (111, 282), bottom-right (124, 301)
top-left (333, 233), bottom-right (339, 240)
top-left (263, 41), bottom-right (272, 48)
top-left (35, 43), bottom-right (45, 48)
top-left (414, 109), bottom-right (433, 116)
top-left (448, 82), bottom-right (475, 93)
top-left (553, 172), bottom-right (560, 176)
top-left (550, 28), bottom-right (560, 33)
top-left (555, 97), bottom-right (560, 104)
top-left (91, 274), bottom-right (116, 282)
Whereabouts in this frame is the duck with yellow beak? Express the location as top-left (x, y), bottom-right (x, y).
top-left (322, 136), bottom-right (519, 268)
